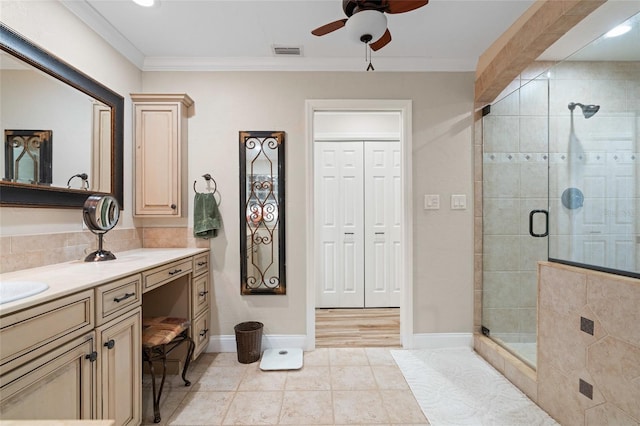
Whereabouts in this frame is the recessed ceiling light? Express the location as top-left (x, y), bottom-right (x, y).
top-left (132, 0), bottom-right (155, 7)
top-left (604, 24), bottom-right (631, 38)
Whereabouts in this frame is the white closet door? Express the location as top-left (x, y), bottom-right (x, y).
top-left (364, 141), bottom-right (402, 307)
top-left (315, 142), bottom-right (365, 308)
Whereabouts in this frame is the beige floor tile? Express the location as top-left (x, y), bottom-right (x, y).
top-left (380, 390), bottom-right (429, 424)
top-left (331, 365), bottom-right (377, 390)
top-left (144, 349), bottom-right (434, 425)
top-left (279, 390), bottom-right (334, 424)
top-left (193, 366), bottom-right (247, 391)
top-left (366, 348), bottom-right (398, 366)
top-left (333, 390), bottom-right (390, 424)
top-left (210, 352), bottom-right (245, 367)
top-left (141, 388), bottom-right (188, 426)
top-left (238, 365), bottom-right (287, 391)
top-left (222, 391), bottom-right (283, 425)
top-left (304, 348), bottom-right (330, 366)
top-left (167, 391), bottom-right (234, 425)
top-left (372, 366), bottom-right (410, 390)
top-left (285, 366), bottom-right (331, 391)
top-left (329, 347), bottom-right (369, 365)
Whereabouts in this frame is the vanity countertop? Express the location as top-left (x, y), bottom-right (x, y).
top-left (0, 422), bottom-right (115, 426)
top-left (0, 248), bottom-right (209, 316)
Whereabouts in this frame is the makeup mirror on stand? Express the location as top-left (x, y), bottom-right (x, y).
top-left (83, 194), bottom-right (120, 261)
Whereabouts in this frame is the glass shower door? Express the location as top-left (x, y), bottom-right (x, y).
top-left (481, 75), bottom-right (549, 368)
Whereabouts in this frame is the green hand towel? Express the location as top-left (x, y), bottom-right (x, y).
top-left (194, 192), bottom-right (221, 239)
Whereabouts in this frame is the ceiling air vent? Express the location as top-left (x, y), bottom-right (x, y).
top-left (273, 46), bottom-right (302, 56)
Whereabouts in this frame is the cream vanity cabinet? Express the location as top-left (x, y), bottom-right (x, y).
top-left (140, 252), bottom-right (211, 360)
top-left (0, 248), bottom-right (210, 425)
top-left (132, 93), bottom-right (194, 217)
top-left (191, 252), bottom-right (211, 358)
top-left (95, 274), bottom-right (143, 426)
top-left (0, 290), bottom-right (97, 419)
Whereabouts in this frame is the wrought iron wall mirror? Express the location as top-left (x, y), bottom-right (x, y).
top-left (0, 23), bottom-right (123, 208)
top-left (239, 131), bottom-right (286, 295)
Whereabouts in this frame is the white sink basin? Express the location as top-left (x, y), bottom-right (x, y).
top-left (0, 281), bottom-right (49, 304)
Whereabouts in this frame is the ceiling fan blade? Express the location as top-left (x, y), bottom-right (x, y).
top-left (311, 19), bottom-right (348, 36)
top-left (370, 28), bottom-right (392, 51)
top-left (384, 0), bottom-right (429, 14)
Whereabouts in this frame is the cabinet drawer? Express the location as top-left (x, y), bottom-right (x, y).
top-left (0, 290), bottom-right (94, 374)
top-left (142, 259), bottom-right (192, 292)
top-left (192, 272), bottom-right (210, 318)
top-left (191, 309), bottom-right (210, 359)
top-left (193, 253), bottom-right (209, 276)
top-left (95, 274), bottom-right (142, 325)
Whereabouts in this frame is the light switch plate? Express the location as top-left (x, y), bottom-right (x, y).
top-left (451, 194), bottom-right (467, 210)
top-left (424, 194), bottom-right (440, 210)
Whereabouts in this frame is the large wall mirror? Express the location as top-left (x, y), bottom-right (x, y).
top-left (239, 131), bottom-right (286, 295)
top-left (0, 23), bottom-right (123, 208)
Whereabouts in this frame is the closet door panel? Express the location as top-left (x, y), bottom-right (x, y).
top-left (315, 142), bottom-right (364, 308)
top-left (364, 141), bottom-right (401, 307)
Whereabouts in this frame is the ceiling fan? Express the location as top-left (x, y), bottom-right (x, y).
top-left (311, 0), bottom-right (429, 51)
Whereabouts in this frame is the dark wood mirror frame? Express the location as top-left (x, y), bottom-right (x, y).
top-left (0, 23), bottom-right (123, 208)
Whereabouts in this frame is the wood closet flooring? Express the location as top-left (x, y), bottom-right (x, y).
top-left (315, 308), bottom-right (401, 348)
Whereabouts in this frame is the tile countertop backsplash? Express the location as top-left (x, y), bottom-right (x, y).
top-left (0, 248), bottom-right (208, 316)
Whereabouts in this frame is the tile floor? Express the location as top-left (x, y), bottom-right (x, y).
top-left (142, 347), bottom-right (429, 425)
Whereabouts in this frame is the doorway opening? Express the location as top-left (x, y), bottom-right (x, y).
top-left (305, 100), bottom-right (413, 350)
top-left (315, 308), bottom-right (401, 347)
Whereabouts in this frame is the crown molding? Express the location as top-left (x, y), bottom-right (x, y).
top-left (60, 0), bottom-right (145, 69)
top-left (142, 56), bottom-right (475, 72)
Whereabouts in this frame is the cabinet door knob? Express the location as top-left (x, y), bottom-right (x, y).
top-left (85, 351), bottom-right (98, 362)
top-left (104, 339), bottom-right (115, 349)
top-left (171, 204), bottom-right (177, 210)
top-left (199, 290), bottom-right (209, 297)
top-left (199, 328), bottom-right (209, 337)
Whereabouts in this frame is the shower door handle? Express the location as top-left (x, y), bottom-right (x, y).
top-left (529, 210), bottom-right (549, 237)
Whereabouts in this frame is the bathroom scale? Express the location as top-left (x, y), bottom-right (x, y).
top-left (259, 348), bottom-right (304, 371)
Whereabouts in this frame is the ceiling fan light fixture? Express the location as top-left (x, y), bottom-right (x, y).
top-left (345, 10), bottom-right (387, 44)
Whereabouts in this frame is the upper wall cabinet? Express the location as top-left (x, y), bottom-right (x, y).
top-left (132, 94), bottom-right (193, 217)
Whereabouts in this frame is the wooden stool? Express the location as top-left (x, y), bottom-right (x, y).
top-left (142, 317), bottom-right (195, 423)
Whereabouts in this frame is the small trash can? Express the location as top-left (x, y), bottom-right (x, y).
top-left (234, 321), bottom-right (263, 364)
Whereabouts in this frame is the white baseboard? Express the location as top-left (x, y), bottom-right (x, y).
top-left (205, 332), bottom-right (471, 352)
top-left (410, 333), bottom-right (473, 349)
top-left (206, 334), bottom-right (307, 353)
top-left (206, 333), bottom-right (473, 352)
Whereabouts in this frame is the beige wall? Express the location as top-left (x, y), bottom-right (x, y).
top-left (0, 1), bottom-right (476, 340)
top-left (141, 71), bottom-right (476, 336)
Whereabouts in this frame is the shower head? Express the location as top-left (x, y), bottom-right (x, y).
top-left (568, 102), bottom-right (600, 118)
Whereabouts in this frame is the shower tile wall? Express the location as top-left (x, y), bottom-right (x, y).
top-left (483, 61), bottom-right (639, 357)
top-left (547, 61), bottom-right (639, 273)
top-left (482, 76), bottom-right (548, 350)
